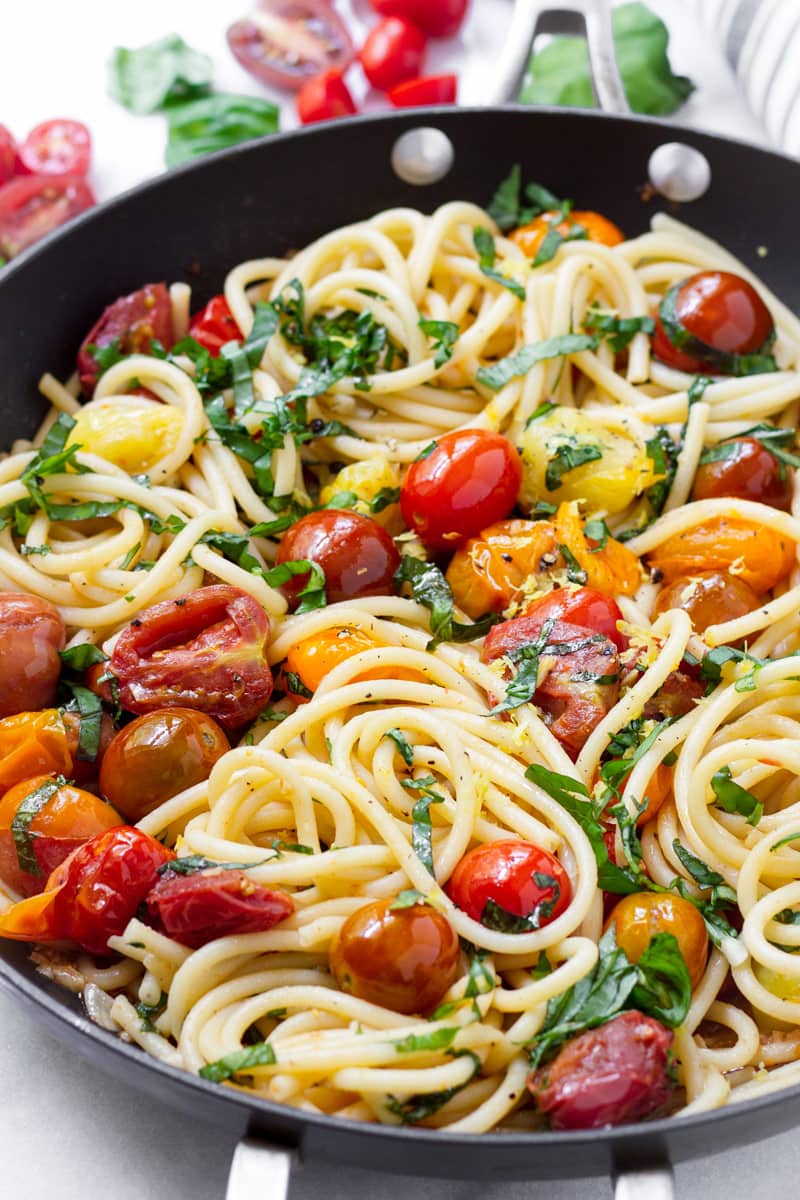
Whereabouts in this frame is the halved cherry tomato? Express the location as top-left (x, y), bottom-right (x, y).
top-left (510, 210), bottom-right (624, 260)
top-left (0, 126), bottom-right (17, 186)
top-left (100, 708), bottom-right (230, 822)
top-left (368, 0), bottom-right (468, 37)
top-left (388, 73), bottom-right (457, 107)
top-left (17, 120), bottom-right (91, 179)
top-left (286, 626), bottom-right (425, 693)
top-left (0, 175), bottom-right (94, 260)
top-left (227, 0), bottom-right (355, 92)
top-left (99, 586), bottom-right (273, 730)
top-left (330, 896), bottom-right (459, 1013)
top-left (653, 570), bottom-right (761, 635)
top-left (276, 509), bottom-right (399, 606)
top-left (401, 430), bottom-right (522, 551)
top-left (76, 282), bottom-right (174, 395)
top-left (146, 867), bottom-right (294, 948)
top-left (188, 294), bottom-right (242, 357)
top-left (447, 839), bottom-right (571, 929)
top-left (521, 586), bottom-right (626, 652)
top-left (0, 773), bottom-right (121, 898)
top-left (0, 710), bottom-right (71, 796)
top-left (652, 271), bottom-right (775, 374)
top-left (692, 436), bottom-right (793, 511)
top-left (0, 825), bottom-right (173, 954)
top-left (359, 17), bottom-right (426, 92)
top-left (647, 517), bottom-right (796, 593)
top-left (0, 593), bottom-right (65, 718)
top-left (296, 68), bottom-right (358, 123)
top-left (606, 892), bottom-right (708, 989)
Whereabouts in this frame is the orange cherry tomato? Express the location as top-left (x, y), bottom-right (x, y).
top-left (510, 210), bottom-right (624, 259)
top-left (330, 896), bottom-right (459, 1014)
top-left (0, 773), bottom-right (121, 897)
top-left (621, 761), bottom-right (674, 827)
top-left (605, 892), bottom-right (708, 990)
top-left (286, 626), bottom-right (425, 694)
top-left (647, 518), bottom-right (796, 593)
top-left (652, 570), bottom-right (761, 635)
top-left (0, 709), bottom-right (71, 796)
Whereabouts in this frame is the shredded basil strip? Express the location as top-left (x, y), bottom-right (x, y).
top-left (481, 874), bottom-right (560, 933)
top-left (11, 776), bottom-right (66, 877)
top-left (385, 728), bottom-right (414, 766)
top-left (710, 767), bottom-right (763, 826)
top-left (486, 165), bottom-right (565, 232)
top-left (418, 318), bottom-right (459, 368)
top-left (69, 685), bottom-right (104, 762)
top-left (385, 1050), bottom-right (481, 1124)
top-left (199, 1041), bottom-right (276, 1082)
top-left (477, 333), bottom-right (598, 391)
top-left (393, 1027), bottom-right (458, 1054)
top-left (158, 855), bottom-right (268, 875)
top-left (58, 644), bottom-right (108, 671)
top-left (393, 555), bottom-right (499, 649)
top-left (473, 226), bottom-right (526, 301)
top-left (584, 308), bottom-right (655, 352)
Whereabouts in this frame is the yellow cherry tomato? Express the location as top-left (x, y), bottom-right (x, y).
top-left (68, 398), bottom-right (184, 474)
top-left (319, 457), bottom-right (402, 533)
top-left (606, 892), bottom-right (708, 990)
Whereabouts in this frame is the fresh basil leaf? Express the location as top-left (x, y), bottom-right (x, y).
top-left (11, 776), bottom-right (66, 877)
top-left (158, 855), bottom-right (267, 876)
top-left (481, 874), bottom-right (561, 933)
top-left (109, 33), bottom-right (213, 114)
top-left (284, 671), bottom-right (313, 700)
top-left (688, 375), bottom-right (713, 406)
top-left (473, 227), bottom-right (526, 301)
top-left (711, 766), bottom-right (763, 826)
top-left (393, 1027), bottom-right (458, 1054)
top-left (199, 1041), bottom-right (276, 1082)
top-left (531, 951), bottom-right (553, 980)
top-left (532, 222), bottom-right (588, 268)
top-left (385, 1049), bottom-right (481, 1124)
top-left (401, 778), bottom-right (444, 876)
top-left (464, 945), bottom-right (495, 997)
top-left (488, 617), bottom-right (556, 716)
top-left (263, 558), bottom-right (326, 614)
top-left (584, 308), bottom-right (655, 352)
top-left (419, 318), bottom-right (459, 368)
top-left (629, 932), bottom-right (692, 1027)
top-left (370, 486), bottom-right (401, 513)
top-left (487, 164), bottom-right (523, 232)
top-left (477, 333), bottom-right (598, 391)
top-left (385, 728), bottom-right (414, 767)
top-left (88, 337), bottom-right (127, 377)
top-left (393, 556), bottom-right (499, 648)
top-left (59, 644), bottom-right (108, 671)
top-left (583, 518), bottom-right (610, 551)
top-left (66, 685), bottom-right (104, 762)
top-left (165, 93), bottom-right (279, 168)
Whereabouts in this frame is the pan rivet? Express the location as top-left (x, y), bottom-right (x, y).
top-left (648, 143), bottom-right (712, 202)
top-left (391, 128), bottom-right (454, 185)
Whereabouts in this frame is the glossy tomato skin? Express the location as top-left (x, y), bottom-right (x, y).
top-left (330, 897), bottom-right (459, 1014)
top-left (521, 586), bottom-right (626, 652)
top-left (0, 126), bottom-right (17, 185)
top-left (100, 708), bottom-right (230, 822)
top-left (106, 585), bottom-right (273, 730)
top-left (0, 773), bottom-right (121, 897)
top-left (648, 517), bottom-right (795, 594)
top-left (388, 73), bottom-right (457, 106)
top-left (296, 68), bottom-right (357, 123)
top-left (61, 709), bottom-right (116, 783)
top-left (653, 570), bottom-right (760, 635)
top-left (227, 0), bottom-right (355, 92)
top-left (0, 709), bottom-right (71, 795)
top-left (277, 509), bottom-right (400, 605)
top-left (653, 271), bottom-right (774, 372)
top-left (76, 281), bottom-right (174, 395)
top-left (146, 867), bottom-right (294, 948)
top-left (0, 175), bottom-right (94, 260)
top-left (0, 593), bottom-right (65, 718)
top-left (18, 119), bottom-right (91, 178)
top-left (188, 294), bottom-right (242, 356)
top-left (359, 17), bottom-right (426, 92)
top-left (510, 210), bottom-right (624, 259)
top-left (606, 892), bottom-right (708, 990)
top-left (368, 0), bottom-right (468, 37)
top-left (692, 436), bottom-right (793, 511)
top-left (650, 313), bottom-right (705, 373)
top-left (527, 1010), bottom-right (674, 1129)
top-left (447, 839), bottom-right (571, 928)
top-left (401, 430), bottom-right (522, 551)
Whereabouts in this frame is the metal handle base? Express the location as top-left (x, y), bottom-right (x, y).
top-left (615, 1164), bottom-right (675, 1200)
top-left (226, 1139), bottom-right (295, 1200)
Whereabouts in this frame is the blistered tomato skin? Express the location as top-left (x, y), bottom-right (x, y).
top-left (76, 282), bottom-right (174, 395)
top-left (521, 587), bottom-right (626, 652)
top-left (653, 570), bottom-right (761, 635)
top-left (647, 517), bottom-right (796, 594)
top-left (400, 430), bottom-right (522, 551)
top-left (276, 509), bottom-right (400, 605)
top-left (146, 868), bottom-right (294, 948)
top-left (368, 0), bottom-right (468, 38)
top-left (0, 593), bottom-right (65, 719)
top-left (606, 892), bottom-right (709, 990)
top-left (691, 437), bottom-right (793, 511)
top-left (446, 839), bottom-right (571, 929)
top-left (527, 1010), bottom-right (674, 1129)
top-left (329, 897), bottom-right (459, 1014)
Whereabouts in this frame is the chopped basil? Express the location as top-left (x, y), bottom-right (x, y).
top-left (88, 338), bottom-right (127, 377)
top-left (389, 889), bottom-right (429, 910)
top-left (583, 518), bottom-right (610, 551)
top-left (545, 440), bottom-right (603, 491)
top-left (688, 375), bottom-right (713, 406)
top-left (486, 165), bottom-right (564, 233)
top-left (488, 618), bottom-right (556, 716)
top-left (385, 1049), bottom-right (481, 1124)
top-left (158, 855), bottom-right (266, 876)
top-left (385, 728), bottom-right (414, 766)
top-left (415, 441), bottom-right (437, 461)
top-left (393, 1027), bottom-right (458, 1054)
top-left (59, 644), bottom-right (108, 671)
top-left (165, 93), bottom-right (279, 167)
top-left (481, 874), bottom-right (561, 933)
top-left (285, 672), bottom-right (313, 700)
top-left (473, 226), bottom-right (526, 301)
top-left (271, 839), bottom-right (313, 855)
top-left (583, 308), bottom-right (655, 352)
top-left (199, 1041), bottom-right (276, 1082)
top-left (263, 558), bottom-right (326, 614)
top-left (11, 776), bottom-right (66, 877)
top-left (369, 486), bottom-right (401, 513)
top-left (532, 221), bottom-right (588, 268)
top-left (393, 556), bottom-right (499, 649)
top-left (557, 542), bottom-right (589, 585)
top-left (699, 423), bottom-right (800, 473)
top-left (711, 766), bottom-right (763, 826)
top-left (401, 777), bottom-right (445, 876)
top-left (64, 685), bottom-right (104, 762)
top-left (476, 333), bottom-right (598, 391)
top-left (109, 33), bottom-right (213, 114)
top-left (419, 318), bottom-right (459, 367)
top-left (464, 944), bottom-right (495, 997)
top-left (136, 992), bottom-right (168, 1033)
top-left (531, 951), bottom-right (553, 980)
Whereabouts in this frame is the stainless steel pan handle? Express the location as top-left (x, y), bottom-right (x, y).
top-left (226, 1139), bottom-right (294, 1200)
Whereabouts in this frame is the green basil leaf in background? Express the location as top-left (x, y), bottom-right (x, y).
top-left (165, 94), bottom-right (280, 167)
top-left (109, 34), bottom-right (213, 115)
top-left (519, 2), bottom-right (694, 116)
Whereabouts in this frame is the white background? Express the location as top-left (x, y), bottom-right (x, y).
top-left (0, 2), bottom-right (787, 1198)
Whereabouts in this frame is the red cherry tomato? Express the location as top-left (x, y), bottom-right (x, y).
top-left (653, 271), bottom-right (774, 373)
top-left (0, 175), bottom-right (94, 261)
top-left (17, 119), bottom-right (91, 179)
top-left (227, 0), bottom-right (355, 92)
top-left (101, 585), bottom-right (273, 730)
top-left (446, 839), bottom-right (571, 929)
top-left (401, 430), bottom-right (522, 552)
top-left (76, 282), bottom-right (174, 395)
top-left (188, 294), bottom-right (242, 357)
top-left (691, 436), bottom-right (793, 511)
top-left (296, 68), bottom-right (358, 123)
top-left (146, 867), bottom-right (294, 948)
top-left (359, 17), bottom-right (426, 92)
top-left (520, 586), bottom-right (626, 652)
top-left (388, 73), bottom-right (457, 107)
top-left (0, 126), bottom-right (17, 186)
top-left (276, 509), bottom-right (400, 606)
top-left (368, 0), bottom-right (469, 38)
top-left (0, 826), bottom-right (173, 954)
top-left (651, 314), bottom-right (706, 373)
top-left (0, 593), bottom-right (65, 718)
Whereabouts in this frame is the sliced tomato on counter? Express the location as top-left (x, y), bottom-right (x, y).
top-left (17, 119), bottom-right (91, 179)
top-left (0, 126), bottom-right (17, 186)
top-left (0, 175), bottom-right (95, 261)
top-left (520, 586), bottom-right (627, 652)
top-left (296, 68), bottom-right (357, 123)
top-left (276, 509), bottom-right (399, 605)
top-left (188, 294), bottom-right (242, 356)
top-left (388, 73), bottom-right (457, 107)
top-left (359, 17), bottom-right (426, 92)
top-left (0, 593), bottom-right (65, 719)
top-left (146, 867), bottom-right (294, 948)
top-left (76, 281), bottom-right (174, 395)
top-left (652, 270), bottom-right (776, 375)
top-left (227, 0), bottom-right (355, 92)
top-left (368, 0), bottom-right (469, 38)
top-left (446, 839), bottom-right (571, 931)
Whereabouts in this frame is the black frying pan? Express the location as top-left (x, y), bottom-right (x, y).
top-left (2, 10), bottom-right (800, 1199)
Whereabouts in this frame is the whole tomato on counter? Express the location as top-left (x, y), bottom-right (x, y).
top-left (368, 0), bottom-right (469, 38)
top-left (359, 16), bottom-right (426, 91)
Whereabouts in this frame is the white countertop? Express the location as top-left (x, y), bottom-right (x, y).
top-left (0, 3), bottom-right (788, 1197)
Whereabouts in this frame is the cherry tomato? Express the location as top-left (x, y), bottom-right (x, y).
top-left (510, 210), bottom-right (624, 260)
top-left (17, 119), bottom-right (91, 179)
top-left (285, 626), bottom-right (424, 693)
top-left (653, 570), bottom-right (761, 635)
top-left (652, 271), bottom-right (774, 373)
top-left (623, 760), bottom-right (674, 827)
top-left (0, 593), bottom-right (65, 718)
top-left (400, 430), bottom-right (522, 551)
top-left (0, 773), bottom-right (121, 898)
top-left (276, 509), bottom-right (399, 606)
top-left (0, 825), bottom-right (173, 954)
top-left (691, 437), bottom-right (793, 511)
top-left (388, 73), bottom-right (457, 107)
top-left (61, 708), bottom-right (116, 784)
top-left (0, 709), bottom-right (71, 796)
top-left (188, 294), bottom-right (242, 357)
top-left (647, 517), bottom-right (795, 593)
top-left (650, 315), bottom-right (707, 373)
top-left (76, 282), bottom-right (174, 395)
top-left (227, 0), bottom-right (355, 92)
top-left (359, 17), bottom-right (426, 92)
top-left (521, 586), bottom-right (626, 652)
top-left (0, 126), bottom-right (17, 186)
top-left (527, 1010), bottom-right (674, 1129)
top-left (100, 708), bottom-right (230, 822)
top-left (447, 839), bottom-right (571, 928)
top-left (643, 666), bottom-right (705, 721)
top-left (330, 896), bottom-right (459, 1013)
top-left (296, 68), bottom-right (358, 124)
top-left (606, 892), bottom-right (708, 990)
top-left (0, 175), bottom-right (94, 260)
top-left (368, 0), bottom-right (468, 37)
top-left (146, 867), bottom-right (294, 948)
